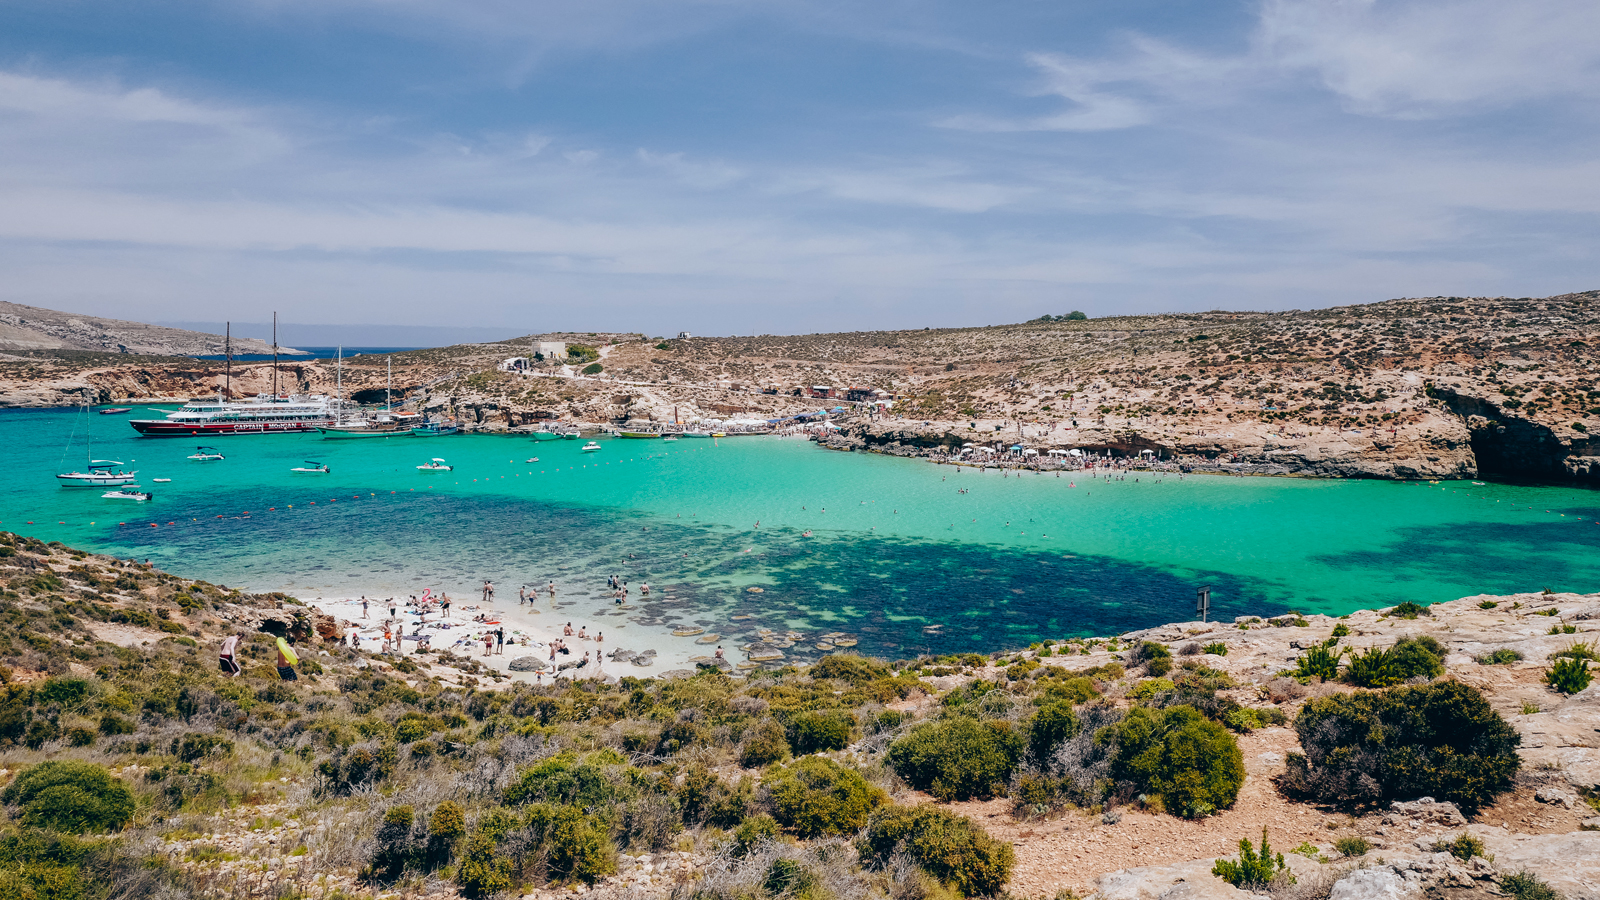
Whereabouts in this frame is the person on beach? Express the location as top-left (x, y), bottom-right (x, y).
top-left (495, 627), bottom-right (505, 655)
top-left (596, 632), bottom-right (603, 646)
top-left (564, 622), bottom-right (574, 636)
top-left (714, 645), bottom-right (724, 660)
top-left (219, 632), bottom-right (244, 676)
top-left (361, 597), bottom-right (369, 618)
top-left (548, 581), bottom-right (556, 597)
top-left (389, 598), bottom-right (397, 619)
top-left (383, 624), bottom-right (393, 653)
top-left (519, 586), bottom-right (526, 606)
top-left (482, 632), bottom-right (493, 656)
top-left (641, 583), bottom-right (650, 596)
top-left (577, 626), bottom-right (588, 640)
top-left (275, 639), bottom-right (298, 681)
top-left (442, 595), bottom-right (451, 618)
top-left (549, 641), bottom-right (557, 661)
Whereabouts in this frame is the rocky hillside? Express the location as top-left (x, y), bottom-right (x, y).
top-left (0, 530), bottom-right (1597, 900)
top-left (1, 292), bottom-right (1597, 483)
top-left (0, 301), bottom-right (291, 357)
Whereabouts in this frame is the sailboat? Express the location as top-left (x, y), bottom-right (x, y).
top-left (58, 402), bottom-right (138, 487)
top-left (319, 354), bottom-right (417, 438)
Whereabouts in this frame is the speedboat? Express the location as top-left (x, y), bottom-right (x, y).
top-left (188, 446), bottom-right (225, 461)
top-left (291, 461), bottom-right (330, 474)
top-left (417, 458), bottom-right (453, 472)
top-left (560, 429), bottom-right (581, 439)
top-left (153, 478), bottom-right (172, 483)
top-left (581, 441), bottom-right (601, 453)
top-left (103, 488), bottom-right (152, 501)
top-left (525, 457), bottom-right (539, 463)
top-left (531, 430), bottom-right (563, 442)
top-left (98, 407), bottom-right (132, 415)
top-left (680, 430), bottom-right (711, 438)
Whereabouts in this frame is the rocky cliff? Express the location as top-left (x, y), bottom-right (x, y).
top-left (0, 300), bottom-right (294, 357)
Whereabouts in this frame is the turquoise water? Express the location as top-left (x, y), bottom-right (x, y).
top-left (7, 406), bottom-right (1600, 660)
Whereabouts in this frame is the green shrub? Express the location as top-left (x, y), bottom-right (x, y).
top-left (1386, 601), bottom-right (1430, 619)
top-left (1544, 657), bottom-right (1591, 695)
top-left (1551, 641), bottom-right (1597, 661)
top-left (788, 711), bottom-right (852, 755)
top-left (1478, 600), bottom-right (1499, 609)
top-left (1390, 636), bottom-right (1446, 679)
top-left (1040, 676), bottom-right (1099, 705)
top-left (1500, 871), bottom-right (1560, 900)
top-left (1135, 642), bottom-right (1173, 677)
top-left (1201, 643), bottom-right (1228, 656)
top-left (888, 717), bottom-right (1022, 801)
top-left (172, 732), bottom-right (233, 763)
top-left (1290, 642), bottom-right (1342, 680)
top-left (1430, 833), bottom-right (1486, 861)
top-left (730, 814), bottom-right (782, 856)
top-left (34, 678), bottom-right (91, 707)
top-left (860, 805), bottom-right (1015, 897)
top-left (763, 756), bottom-right (883, 838)
top-left (740, 720), bottom-right (791, 768)
top-left (810, 655), bottom-right (891, 684)
top-left (581, 363), bottom-right (603, 375)
top-left (1130, 678), bottom-right (1175, 700)
top-left (1212, 828), bottom-right (1292, 889)
top-left (1341, 646), bottom-right (1397, 688)
top-left (426, 800), bottom-right (466, 868)
top-left (455, 831), bottom-right (513, 897)
top-left (1333, 835), bottom-right (1369, 857)
top-left (370, 805), bottom-right (416, 882)
top-left (762, 857), bottom-right (818, 897)
top-left (1027, 701), bottom-right (1079, 764)
top-left (1282, 681), bottom-right (1520, 813)
top-left (1476, 649), bottom-right (1523, 665)
top-left (526, 803), bottom-right (616, 885)
top-left (1331, 623), bottom-right (1351, 638)
top-left (504, 754), bottom-right (622, 807)
top-left (1110, 705), bottom-right (1244, 818)
top-left (2, 761), bottom-right (135, 833)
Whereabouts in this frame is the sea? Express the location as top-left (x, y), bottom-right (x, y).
top-left (190, 347), bottom-right (423, 362)
top-left (9, 405), bottom-right (1600, 662)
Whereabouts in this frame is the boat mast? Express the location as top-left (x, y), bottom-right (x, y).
top-left (272, 312), bottom-right (279, 398)
top-left (336, 346), bottom-right (342, 425)
top-left (225, 322), bottom-right (231, 401)
top-left (386, 356), bottom-right (392, 414)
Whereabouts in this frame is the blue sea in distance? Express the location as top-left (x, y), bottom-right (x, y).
top-left (7, 406), bottom-right (1600, 661)
top-left (191, 347), bottom-right (423, 362)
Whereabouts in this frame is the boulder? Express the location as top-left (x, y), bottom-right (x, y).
top-left (1329, 868), bottom-right (1419, 900)
top-left (1384, 797), bottom-right (1466, 826)
top-left (1536, 786), bottom-right (1580, 808)
top-left (1094, 859), bottom-right (1251, 900)
top-left (1467, 826), bottom-right (1600, 900)
top-left (508, 657), bottom-right (546, 672)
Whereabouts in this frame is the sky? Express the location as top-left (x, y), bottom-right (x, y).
top-left (1, 0), bottom-right (1598, 337)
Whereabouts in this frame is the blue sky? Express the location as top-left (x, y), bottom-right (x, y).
top-left (1, 0), bottom-right (1598, 336)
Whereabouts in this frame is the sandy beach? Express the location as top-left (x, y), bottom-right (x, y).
top-left (307, 584), bottom-right (731, 684)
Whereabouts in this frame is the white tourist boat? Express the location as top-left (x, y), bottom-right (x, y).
top-left (291, 461), bottom-right (330, 474)
top-left (417, 458), bottom-right (453, 472)
top-left (581, 441), bottom-right (602, 453)
top-left (187, 446), bottom-right (225, 461)
top-left (102, 487), bottom-right (153, 501)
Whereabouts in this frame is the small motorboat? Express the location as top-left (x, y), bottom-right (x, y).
top-left (188, 447), bottom-right (225, 461)
top-left (98, 407), bottom-right (132, 415)
top-left (680, 430), bottom-right (711, 439)
top-left (103, 488), bottom-right (153, 501)
top-left (531, 430), bottom-right (563, 442)
top-left (411, 421), bottom-right (461, 437)
top-left (525, 457), bottom-right (539, 463)
top-left (418, 458), bottom-right (453, 472)
top-left (291, 461), bottom-right (330, 474)
top-left (581, 441), bottom-right (601, 453)
top-left (662, 435), bottom-right (678, 442)
top-left (153, 478), bottom-right (172, 483)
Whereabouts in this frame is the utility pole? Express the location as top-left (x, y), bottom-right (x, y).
top-left (224, 322), bottom-right (231, 400)
top-left (272, 312), bottom-right (279, 398)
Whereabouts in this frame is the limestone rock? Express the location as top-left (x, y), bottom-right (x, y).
top-left (1536, 786), bottom-right (1579, 808)
top-left (1467, 826), bottom-right (1600, 900)
top-left (1093, 859), bottom-right (1251, 900)
top-left (1329, 868), bottom-right (1419, 900)
top-left (1384, 797), bottom-right (1466, 826)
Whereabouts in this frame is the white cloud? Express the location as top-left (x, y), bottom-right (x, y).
top-left (1257, 0), bottom-right (1600, 117)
